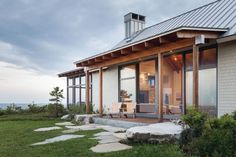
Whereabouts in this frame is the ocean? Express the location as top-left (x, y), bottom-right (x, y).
top-left (0, 103), bottom-right (47, 109)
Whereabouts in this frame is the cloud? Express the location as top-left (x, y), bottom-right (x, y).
top-left (0, 61), bottom-right (66, 103)
top-left (0, 0), bottom-right (215, 103)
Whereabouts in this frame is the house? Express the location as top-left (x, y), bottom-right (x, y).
top-left (59, 0), bottom-right (236, 119)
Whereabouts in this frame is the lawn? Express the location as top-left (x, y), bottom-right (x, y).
top-left (0, 114), bottom-right (188, 157)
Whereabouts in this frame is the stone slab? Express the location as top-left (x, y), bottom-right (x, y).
top-left (34, 126), bottom-right (62, 132)
top-left (90, 143), bottom-right (132, 153)
top-left (126, 122), bottom-right (183, 142)
top-left (55, 122), bottom-right (75, 126)
top-left (31, 134), bottom-right (84, 145)
top-left (62, 129), bottom-right (80, 134)
top-left (113, 133), bottom-right (127, 140)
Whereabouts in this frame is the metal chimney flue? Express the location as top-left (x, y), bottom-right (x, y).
top-left (124, 12), bottom-right (145, 39)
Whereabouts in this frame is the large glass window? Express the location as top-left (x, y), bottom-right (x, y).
top-left (163, 54), bottom-right (183, 115)
top-left (185, 48), bottom-right (217, 116)
top-left (185, 53), bottom-right (193, 107)
top-left (199, 48), bottom-right (217, 116)
top-left (139, 60), bottom-right (156, 104)
top-left (120, 64), bottom-right (136, 103)
top-left (75, 77), bottom-right (80, 104)
top-left (80, 76), bottom-right (86, 104)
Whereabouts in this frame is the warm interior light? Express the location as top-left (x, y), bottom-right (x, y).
top-left (174, 56), bottom-right (177, 61)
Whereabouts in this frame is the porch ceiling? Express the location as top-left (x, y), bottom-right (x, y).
top-left (74, 27), bottom-right (226, 69)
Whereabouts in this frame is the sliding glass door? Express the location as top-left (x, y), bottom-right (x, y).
top-left (138, 60), bottom-right (156, 113)
top-left (119, 64), bottom-right (136, 103)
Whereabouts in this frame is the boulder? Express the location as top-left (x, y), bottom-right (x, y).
top-left (126, 122), bottom-right (183, 143)
top-left (61, 114), bottom-right (70, 120)
top-left (74, 114), bottom-right (98, 124)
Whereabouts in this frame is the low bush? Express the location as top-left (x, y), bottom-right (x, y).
top-left (0, 109), bottom-right (4, 116)
top-left (5, 104), bottom-right (24, 114)
top-left (28, 103), bottom-right (47, 113)
top-left (47, 103), bottom-right (65, 117)
top-left (180, 109), bottom-right (236, 157)
top-left (68, 103), bottom-right (94, 115)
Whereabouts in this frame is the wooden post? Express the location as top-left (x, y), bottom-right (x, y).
top-left (158, 53), bottom-right (163, 121)
top-left (99, 67), bottom-right (103, 117)
top-left (85, 70), bottom-right (90, 114)
top-left (192, 44), bottom-right (199, 110)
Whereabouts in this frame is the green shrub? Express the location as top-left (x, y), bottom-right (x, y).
top-left (181, 107), bottom-right (207, 136)
top-left (180, 109), bottom-right (236, 157)
top-left (5, 104), bottom-right (23, 114)
top-left (0, 109), bottom-right (4, 116)
top-left (28, 104), bottom-right (47, 113)
top-left (68, 103), bottom-right (94, 115)
top-left (192, 115), bottom-right (236, 157)
top-left (47, 103), bottom-right (65, 117)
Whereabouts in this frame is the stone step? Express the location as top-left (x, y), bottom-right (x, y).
top-left (93, 117), bottom-right (148, 129)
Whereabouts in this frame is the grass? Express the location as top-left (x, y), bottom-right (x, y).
top-left (0, 114), bottom-right (189, 157)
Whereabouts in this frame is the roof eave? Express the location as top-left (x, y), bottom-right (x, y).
top-left (74, 26), bottom-right (228, 65)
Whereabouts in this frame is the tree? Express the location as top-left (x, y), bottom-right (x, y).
top-left (49, 87), bottom-right (64, 117)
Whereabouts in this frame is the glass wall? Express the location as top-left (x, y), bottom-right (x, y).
top-left (185, 48), bottom-right (217, 116)
top-left (139, 60), bottom-right (156, 104)
top-left (199, 48), bottom-right (217, 116)
top-left (67, 75), bottom-right (91, 106)
top-left (68, 78), bottom-right (74, 104)
top-left (163, 54), bottom-right (183, 115)
top-left (119, 64), bottom-right (136, 103)
top-left (185, 53), bottom-right (193, 107)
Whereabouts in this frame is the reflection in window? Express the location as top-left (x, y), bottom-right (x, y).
top-left (120, 65), bottom-right (136, 103)
top-left (163, 54), bottom-right (183, 115)
top-left (185, 48), bottom-right (217, 116)
top-left (185, 53), bottom-right (193, 107)
top-left (139, 60), bottom-right (156, 104)
top-left (199, 48), bottom-right (216, 116)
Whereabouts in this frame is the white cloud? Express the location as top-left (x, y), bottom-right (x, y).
top-left (0, 61), bottom-right (66, 103)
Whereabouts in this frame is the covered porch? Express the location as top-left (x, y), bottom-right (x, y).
top-left (74, 27), bottom-right (226, 120)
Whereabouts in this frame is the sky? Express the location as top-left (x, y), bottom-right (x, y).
top-left (0, 0), bottom-right (215, 104)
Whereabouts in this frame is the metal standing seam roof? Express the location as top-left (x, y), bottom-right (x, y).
top-left (74, 0), bottom-right (236, 65)
top-left (113, 0), bottom-right (236, 49)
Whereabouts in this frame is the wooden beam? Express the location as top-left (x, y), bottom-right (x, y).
top-left (81, 62), bottom-right (88, 66)
top-left (121, 49), bottom-right (131, 55)
top-left (159, 36), bottom-right (170, 44)
top-left (132, 44), bottom-right (145, 52)
top-left (111, 52), bottom-right (120, 58)
top-left (192, 44), bottom-right (199, 110)
top-left (85, 70), bottom-right (90, 114)
top-left (88, 60), bottom-right (95, 65)
top-left (102, 55), bottom-right (111, 60)
top-left (158, 53), bottom-right (163, 121)
top-left (144, 41), bottom-right (155, 48)
top-left (177, 30), bottom-right (219, 39)
top-left (95, 57), bottom-right (103, 63)
top-left (87, 38), bottom-right (194, 70)
top-left (99, 67), bottom-right (103, 117)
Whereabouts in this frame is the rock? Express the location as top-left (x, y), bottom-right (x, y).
top-left (55, 122), bottom-right (75, 126)
top-left (74, 114), bottom-right (98, 124)
top-left (31, 134), bottom-right (84, 145)
top-left (126, 122), bottom-right (183, 143)
top-left (94, 131), bottom-right (113, 137)
top-left (65, 124), bottom-right (98, 131)
top-left (62, 129), bottom-right (80, 134)
top-left (34, 126), bottom-right (62, 132)
top-left (90, 143), bottom-right (132, 153)
top-left (61, 114), bottom-right (70, 120)
top-left (99, 125), bottom-right (126, 133)
top-left (113, 133), bottom-right (127, 140)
